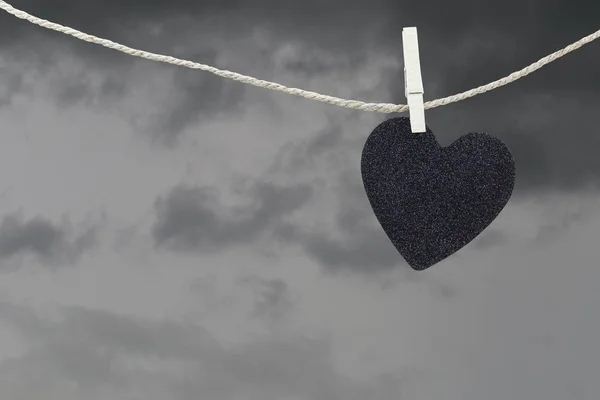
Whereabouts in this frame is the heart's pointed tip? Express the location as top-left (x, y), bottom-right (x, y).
top-left (408, 263), bottom-right (435, 272)
top-left (410, 265), bottom-right (431, 272)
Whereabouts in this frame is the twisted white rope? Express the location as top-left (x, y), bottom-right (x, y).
top-left (1, 0), bottom-right (599, 113)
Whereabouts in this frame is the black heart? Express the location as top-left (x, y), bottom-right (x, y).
top-left (361, 117), bottom-right (515, 271)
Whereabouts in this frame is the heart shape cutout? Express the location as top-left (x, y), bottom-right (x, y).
top-left (361, 117), bottom-right (515, 270)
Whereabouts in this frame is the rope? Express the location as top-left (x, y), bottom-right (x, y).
top-left (1, 0), bottom-right (599, 113)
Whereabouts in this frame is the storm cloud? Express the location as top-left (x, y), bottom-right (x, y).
top-left (152, 182), bottom-right (312, 252)
top-left (0, 213), bottom-right (96, 266)
top-left (0, 302), bottom-right (397, 400)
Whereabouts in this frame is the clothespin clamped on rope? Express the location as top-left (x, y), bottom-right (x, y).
top-left (402, 27), bottom-right (426, 133)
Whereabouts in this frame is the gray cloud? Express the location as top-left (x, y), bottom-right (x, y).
top-left (471, 228), bottom-right (510, 250)
top-left (533, 195), bottom-right (597, 245)
top-left (152, 182), bottom-right (312, 252)
top-left (0, 67), bottom-right (24, 108)
top-left (0, 214), bottom-right (96, 267)
top-left (149, 62), bottom-right (246, 145)
top-left (52, 65), bottom-right (129, 109)
top-left (285, 226), bottom-right (401, 272)
top-left (267, 121), bottom-right (346, 174)
top-left (238, 276), bottom-right (294, 321)
top-left (0, 302), bottom-right (401, 400)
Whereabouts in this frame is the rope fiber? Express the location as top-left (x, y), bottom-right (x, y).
top-left (1, 0), bottom-right (599, 113)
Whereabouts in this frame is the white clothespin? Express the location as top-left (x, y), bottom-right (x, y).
top-left (402, 27), bottom-right (426, 133)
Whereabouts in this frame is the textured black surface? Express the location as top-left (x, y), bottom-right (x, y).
top-left (361, 117), bottom-right (515, 271)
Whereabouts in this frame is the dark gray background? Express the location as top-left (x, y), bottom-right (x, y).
top-left (0, 1), bottom-right (599, 398)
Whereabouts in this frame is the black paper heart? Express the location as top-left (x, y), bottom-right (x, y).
top-left (361, 117), bottom-right (515, 271)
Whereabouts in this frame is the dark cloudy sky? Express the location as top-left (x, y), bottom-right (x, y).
top-left (0, 0), bottom-right (599, 398)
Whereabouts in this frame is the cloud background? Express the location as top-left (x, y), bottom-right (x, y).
top-left (0, 0), bottom-right (599, 398)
